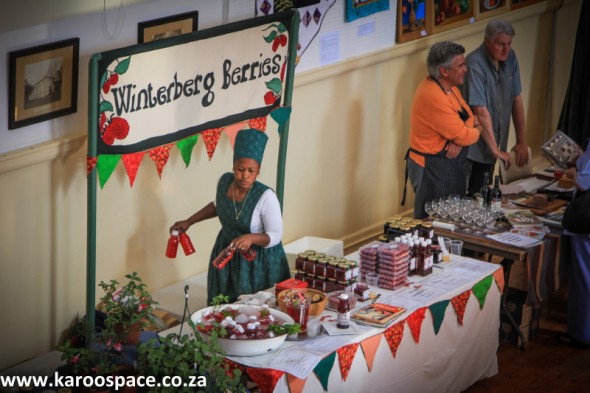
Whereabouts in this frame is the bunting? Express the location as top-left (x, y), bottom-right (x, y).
top-left (360, 334), bottom-right (382, 372)
top-left (429, 300), bottom-right (451, 335)
top-left (313, 352), bottom-right (336, 391)
top-left (286, 373), bottom-right (307, 393)
top-left (493, 268), bottom-right (505, 294)
top-left (87, 156), bottom-right (97, 175)
top-left (201, 128), bottom-right (223, 160)
top-left (248, 116), bottom-right (268, 131)
top-left (451, 290), bottom-right (471, 326)
top-left (148, 144), bottom-right (173, 178)
top-left (472, 275), bottom-right (494, 310)
top-left (383, 321), bottom-right (405, 358)
top-left (176, 135), bottom-right (199, 168)
top-left (337, 343), bottom-right (359, 382)
top-left (246, 368), bottom-right (285, 393)
top-left (88, 105), bottom-right (293, 187)
top-left (406, 307), bottom-right (427, 344)
top-left (121, 151), bottom-right (145, 187)
top-left (97, 154), bottom-right (121, 189)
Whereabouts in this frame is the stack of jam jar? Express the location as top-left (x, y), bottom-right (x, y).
top-left (384, 216), bottom-right (434, 242)
top-left (294, 249), bottom-right (359, 293)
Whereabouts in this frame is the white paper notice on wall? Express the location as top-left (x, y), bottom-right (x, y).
top-left (320, 31), bottom-right (340, 65)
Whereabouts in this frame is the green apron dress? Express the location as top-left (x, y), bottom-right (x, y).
top-left (207, 172), bottom-right (291, 304)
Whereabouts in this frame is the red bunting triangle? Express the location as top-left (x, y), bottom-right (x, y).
top-left (246, 368), bottom-right (284, 393)
top-left (201, 128), bottom-right (223, 160)
top-left (121, 151), bottom-right (145, 187)
top-left (361, 334), bottom-right (382, 372)
top-left (407, 307), bottom-right (427, 344)
top-left (87, 156), bottom-right (97, 175)
top-left (383, 321), bottom-right (404, 358)
top-left (148, 144), bottom-right (172, 178)
top-left (493, 267), bottom-right (505, 294)
top-left (286, 373), bottom-right (307, 393)
top-left (337, 343), bottom-right (359, 382)
top-left (248, 116), bottom-right (267, 131)
top-left (451, 290), bottom-right (471, 326)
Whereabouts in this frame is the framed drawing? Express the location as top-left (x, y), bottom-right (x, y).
top-left (475, 0), bottom-right (509, 19)
top-left (510, 0), bottom-right (544, 10)
top-left (8, 38), bottom-right (79, 130)
top-left (345, 0), bottom-right (390, 23)
top-left (138, 11), bottom-right (199, 43)
top-left (433, 0), bottom-right (475, 33)
top-left (397, 0), bottom-right (430, 43)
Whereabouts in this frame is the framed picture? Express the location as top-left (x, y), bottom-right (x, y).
top-left (138, 11), bottom-right (199, 43)
top-left (8, 38), bottom-right (79, 130)
top-left (475, 0), bottom-right (509, 19)
top-left (510, 0), bottom-right (544, 10)
top-left (397, 0), bottom-right (430, 43)
top-left (345, 0), bottom-right (390, 23)
top-left (433, 0), bottom-right (475, 33)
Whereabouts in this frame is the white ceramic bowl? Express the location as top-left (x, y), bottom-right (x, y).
top-left (191, 305), bottom-right (294, 357)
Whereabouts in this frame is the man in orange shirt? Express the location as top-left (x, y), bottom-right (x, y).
top-left (403, 41), bottom-right (481, 218)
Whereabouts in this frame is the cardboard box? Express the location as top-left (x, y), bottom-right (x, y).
top-left (283, 236), bottom-right (344, 271)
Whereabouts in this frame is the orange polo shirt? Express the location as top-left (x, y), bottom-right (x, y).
top-left (409, 78), bottom-right (480, 167)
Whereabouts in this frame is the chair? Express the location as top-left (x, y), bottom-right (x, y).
top-left (499, 147), bottom-right (533, 184)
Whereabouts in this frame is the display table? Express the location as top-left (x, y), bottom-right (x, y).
top-left (161, 255), bottom-right (503, 393)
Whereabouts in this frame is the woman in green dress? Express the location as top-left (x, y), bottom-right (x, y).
top-left (170, 129), bottom-right (290, 304)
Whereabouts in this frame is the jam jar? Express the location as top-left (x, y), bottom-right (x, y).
top-left (315, 258), bottom-right (328, 278)
top-left (295, 253), bottom-right (308, 271)
top-left (326, 260), bottom-right (339, 279)
top-left (305, 255), bottom-right (318, 276)
top-left (336, 263), bottom-right (351, 281)
top-left (421, 222), bottom-right (434, 240)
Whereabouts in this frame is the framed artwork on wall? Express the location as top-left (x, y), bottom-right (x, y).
top-left (397, 0), bottom-right (430, 43)
top-left (8, 38), bottom-right (79, 130)
top-left (138, 10), bottom-right (199, 43)
top-left (510, 0), bottom-right (544, 10)
top-left (475, 0), bottom-right (509, 19)
top-left (345, 0), bottom-right (390, 22)
top-left (433, 0), bottom-right (475, 33)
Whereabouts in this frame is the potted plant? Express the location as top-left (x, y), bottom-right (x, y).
top-left (98, 271), bottom-right (158, 345)
top-left (136, 320), bottom-right (247, 393)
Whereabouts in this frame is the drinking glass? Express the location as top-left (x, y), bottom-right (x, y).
top-left (284, 294), bottom-right (311, 333)
top-left (450, 240), bottom-right (464, 255)
top-left (425, 202), bottom-right (435, 219)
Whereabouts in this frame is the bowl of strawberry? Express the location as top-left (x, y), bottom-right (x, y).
top-left (191, 304), bottom-right (300, 356)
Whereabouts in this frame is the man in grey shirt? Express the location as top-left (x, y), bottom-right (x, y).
top-left (462, 19), bottom-right (529, 196)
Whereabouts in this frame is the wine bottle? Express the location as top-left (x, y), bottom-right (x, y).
top-left (479, 172), bottom-right (491, 207)
top-left (490, 175), bottom-right (502, 213)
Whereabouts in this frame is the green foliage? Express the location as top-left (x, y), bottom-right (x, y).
top-left (210, 293), bottom-right (230, 307)
top-left (137, 321), bottom-right (246, 393)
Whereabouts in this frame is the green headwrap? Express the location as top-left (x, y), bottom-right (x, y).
top-left (233, 129), bottom-right (268, 164)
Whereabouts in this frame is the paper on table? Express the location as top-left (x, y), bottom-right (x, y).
top-left (433, 221), bottom-right (455, 231)
top-left (487, 231), bottom-right (541, 247)
top-left (503, 177), bottom-right (555, 194)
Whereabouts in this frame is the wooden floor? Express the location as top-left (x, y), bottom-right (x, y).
top-left (464, 287), bottom-right (590, 393)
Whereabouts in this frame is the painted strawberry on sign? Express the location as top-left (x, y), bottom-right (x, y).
top-left (262, 23), bottom-right (288, 106)
top-left (99, 56), bottom-right (132, 145)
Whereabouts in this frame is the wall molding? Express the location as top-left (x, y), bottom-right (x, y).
top-left (0, 133), bottom-right (86, 175)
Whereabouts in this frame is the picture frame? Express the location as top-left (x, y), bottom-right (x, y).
top-left (8, 38), bottom-right (79, 130)
top-left (345, 0), bottom-right (390, 23)
top-left (433, 0), bottom-right (475, 33)
top-left (475, 0), bottom-right (509, 19)
top-left (510, 0), bottom-right (544, 10)
top-left (138, 10), bottom-right (199, 43)
top-left (397, 0), bottom-right (431, 43)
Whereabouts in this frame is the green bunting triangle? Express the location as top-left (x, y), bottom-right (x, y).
top-left (313, 352), bottom-right (336, 392)
top-left (472, 275), bottom-right (493, 310)
top-left (97, 154), bottom-right (121, 189)
top-left (429, 300), bottom-right (450, 335)
top-left (176, 134), bottom-right (199, 167)
top-left (270, 106), bottom-right (292, 127)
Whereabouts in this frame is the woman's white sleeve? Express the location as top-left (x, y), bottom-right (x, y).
top-left (251, 189), bottom-right (283, 248)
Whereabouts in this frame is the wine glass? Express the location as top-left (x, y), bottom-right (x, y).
top-left (425, 202), bottom-right (435, 220)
